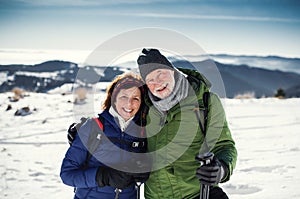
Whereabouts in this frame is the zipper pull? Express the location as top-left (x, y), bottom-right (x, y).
top-left (114, 188), bottom-right (122, 199)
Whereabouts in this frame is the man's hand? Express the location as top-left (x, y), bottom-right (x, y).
top-left (196, 158), bottom-right (228, 186)
top-left (132, 171), bottom-right (150, 183)
top-left (67, 117), bottom-right (87, 145)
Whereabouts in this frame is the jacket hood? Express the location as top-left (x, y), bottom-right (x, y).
top-left (177, 67), bottom-right (211, 94)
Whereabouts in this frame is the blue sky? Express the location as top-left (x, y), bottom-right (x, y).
top-left (1, 0), bottom-right (300, 58)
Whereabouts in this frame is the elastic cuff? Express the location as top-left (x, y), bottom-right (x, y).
top-left (96, 167), bottom-right (105, 187)
top-left (219, 161), bottom-right (229, 183)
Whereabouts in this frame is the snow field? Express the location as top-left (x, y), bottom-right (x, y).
top-left (0, 92), bottom-right (299, 198)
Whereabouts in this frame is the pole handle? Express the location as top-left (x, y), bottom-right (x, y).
top-left (196, 152), bottom-right (214, 199)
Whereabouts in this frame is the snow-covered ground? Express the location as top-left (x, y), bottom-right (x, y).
top-left (0, 92), bottom-right (299, 199)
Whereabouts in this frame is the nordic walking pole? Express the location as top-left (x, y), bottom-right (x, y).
top-left (196, 152), bottom-right (214, 199)
top-left (136, 182), bottom-right (142, 199)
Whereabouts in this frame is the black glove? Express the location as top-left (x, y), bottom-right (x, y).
top-left (96, 167), bottom-right (134, 189)
top-left (196, 158), bottom-right (228, 186)
top-left (129, 154), bottom-right (152, 183)
top-left (132, 171), bottom-right (150, 183)
top-left (67, 117), bottom-right (87, 145)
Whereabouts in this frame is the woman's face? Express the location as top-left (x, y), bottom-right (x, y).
top-left (114, 86), bottom-right (141, 121)
top-left (145, 69), bottom-right (175, 99)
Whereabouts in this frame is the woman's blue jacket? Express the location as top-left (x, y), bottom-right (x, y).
top-left (60, 110), bottom-right (146, 199)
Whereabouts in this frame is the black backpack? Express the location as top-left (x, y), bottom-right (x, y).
top-left (67, 117), bottom-right (104, 169)
top-left (67, 116), bottom-right (147, 169)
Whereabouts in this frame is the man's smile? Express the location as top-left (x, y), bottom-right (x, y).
top-left (156, 83), bottom-right (168, 92)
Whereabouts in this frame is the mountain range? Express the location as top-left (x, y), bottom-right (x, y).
top-left (0, 56), bottom-right (300, 98)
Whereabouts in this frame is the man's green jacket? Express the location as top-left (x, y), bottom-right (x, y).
top-left (144, 68), bottom-right (237, 199)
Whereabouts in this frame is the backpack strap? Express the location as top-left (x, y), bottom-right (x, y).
top-left (93, 117), bottom-right (104, 131)
top-left (81, 116), bottom-right (104, 170)
top-left (193, 92), bottom-right (210, 153)
top-left (202, 91), bottom-right (210, 136)
top-left (193, 92), bottom-right (210, 136)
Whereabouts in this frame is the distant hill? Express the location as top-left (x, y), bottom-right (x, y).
top-left (285, 84), bottom-right (300, 98)
top-left (1, 57), bottom-right (300, 98)
top-left (215, 62), bottom-right (300, 98)
top-left (209, 54), bottom-right (300, 74)
top-left (0, 60), bottom-right (125, 93)
top-left (173, 59), bottom-right (300, 98)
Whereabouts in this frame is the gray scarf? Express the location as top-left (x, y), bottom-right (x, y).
top-left (149, 72), bottom-right (189, 112)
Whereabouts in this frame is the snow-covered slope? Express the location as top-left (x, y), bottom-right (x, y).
top-left (0, 91), bottom-right (299, 198)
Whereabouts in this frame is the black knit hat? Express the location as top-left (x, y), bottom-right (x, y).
top-left (137, 48), bottom-right (175, 80)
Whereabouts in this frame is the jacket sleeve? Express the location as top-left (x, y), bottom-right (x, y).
top-left (204, 93), bottom-right (237, 182)
top-left (60, 119), bottom-right (99, 188)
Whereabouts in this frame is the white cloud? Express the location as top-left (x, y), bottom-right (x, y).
top-left (121, 12), bottom-right (300, 23)
top-left (0, 49), bottom-right (91, 65)
top-left (13, 0), bottom-right (177, 7)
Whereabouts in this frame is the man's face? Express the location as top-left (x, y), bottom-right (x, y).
top-left (145, 69), bottom-right (175, 99)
